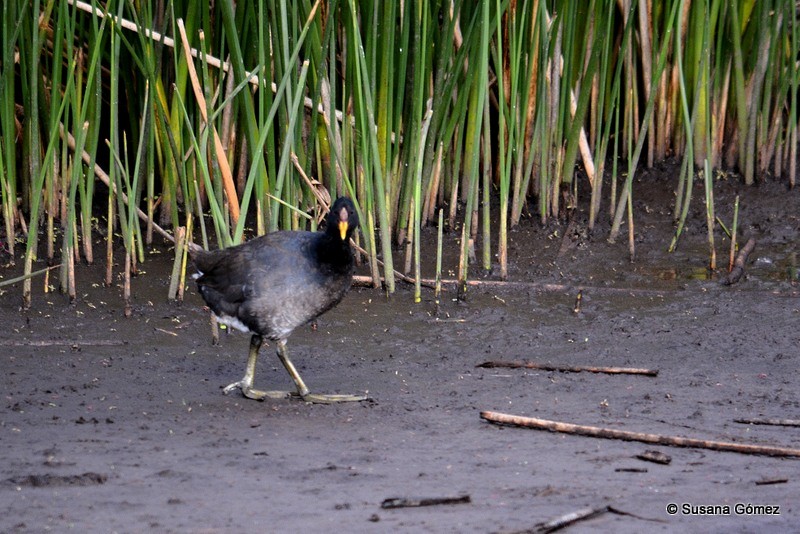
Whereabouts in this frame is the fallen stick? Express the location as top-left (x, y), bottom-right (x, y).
top-left (754, 477), bottom-right (788, 486)
top-left (0, 339), bottom-right (127, 347)
top-left (532, 505), bottom-right (610, 533)
top-left (351, 243), bottom-right (436, 290)
top-left (512, 506), bottom-right (666, 534)
top-left (721, 237), bottom-right (756, 286)
top-left (510, 504), bottom-right (662, 534)
top-left (735, 418), bottom-right (800, 427)
top-left (353, 275), bottom-right (678, 296)
top-left (7, 472), bottom-right (108, 488)
top-left (353, 274), bottom-right (798, 299)
top-left (477, 361), bottom-right (658, 377)
top-left (455, 278), bottom-right (646, 293)
top-left (155, 328), bottom-right (178, 337)
top-left (380, 495), bottom-right (471, 509)
top-left (480, 411), bottom-right (800, 458)
top-left (636, 450), bottom-right (672, 465)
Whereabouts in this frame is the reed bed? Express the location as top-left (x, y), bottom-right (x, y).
top-left (0, 0), bottom-right (796, 306)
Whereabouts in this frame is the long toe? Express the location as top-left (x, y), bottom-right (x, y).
top-left (222, 381), bottom-right (245, 395)
top-left (300, 392), bottom-right (370, 404)
top-left (253, 389), bottom-right (296, 400)
top-left (241, 387), bottom-right (297, 401)
top-left (222, 381), bottom-right (284, 401)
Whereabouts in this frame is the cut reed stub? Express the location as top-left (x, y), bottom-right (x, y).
top-left (721, 237), bottom-right (756, 286)
top-left (573, 289), bottom-right (583, 314)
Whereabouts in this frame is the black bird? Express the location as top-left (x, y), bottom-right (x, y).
top-left (190, 197), bottom-right (366, 403)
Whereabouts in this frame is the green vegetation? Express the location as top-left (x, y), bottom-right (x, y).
top-left (0, 0), bottom-right (796, 306)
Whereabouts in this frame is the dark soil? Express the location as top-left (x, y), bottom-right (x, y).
top-left (2, 168), bottom-right (799, 532)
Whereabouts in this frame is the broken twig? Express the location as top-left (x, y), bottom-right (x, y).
top-left (476, 361), bottom-right (658, 377)
top-left (155, 328), bottom-right (178, 337)
top-left (381, 495), bottom-right (471, 509)
top-left (636, 450), bottom-right (672, 465)
top-left (480, 411), bottom-right (800, 458)
top-left (754, 477), bottom-right (788, 486)
top-left (735, 418), bottom-right (800, 428)
top-left (532, 505), bottom-right (610, 533)
top-left (721, 237), bottom-right (756, 286)
top-left (511, 505), bottom-right (663, 533)
top-left (352, 275), bottom-right (671, 295)
top-left (0, 339), bottom-right (127, 347)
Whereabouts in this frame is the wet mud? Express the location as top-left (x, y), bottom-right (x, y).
top-left (2, 169), bottom-right (799, 532)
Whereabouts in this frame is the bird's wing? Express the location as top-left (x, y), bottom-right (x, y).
top-left (194, 232), bottom-right (316, 301)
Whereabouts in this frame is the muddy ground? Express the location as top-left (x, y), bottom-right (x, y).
top-left (2, 167), bottom-right (799, 533)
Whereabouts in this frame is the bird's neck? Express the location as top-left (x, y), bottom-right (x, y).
top-left (316, 234), bottom-right (353, 272)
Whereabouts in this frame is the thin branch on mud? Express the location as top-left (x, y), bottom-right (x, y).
top-left (735, 418), bottom-right (800, 427)
top-left (350, 242), bottom-right (419, 288)
top-left (513, 504), bottom-right (664, 534)
top-left (352, 275), bottom-right (671, 296)
top-left (635, 450), bottom-right (672, 465)
top-left (754, 477), bottom-right (789, 486)
top-left (529, 505), bottom-right (611, 533)
top-left (7, 472), bottom-right (108, 488)
top-left (721, 237), bottom-right (756, 286)
top-left (477, 361), bottom-right (659, 377)
top-left (353, 274), bottom-right (800, 298)
top-left (480, 411), bottom-right (800, 458)
top-left (380, 495), bottom-right (471, 509)
top-left (605, 506), bottom-right (667, 524)
top-left (155, 328), bottom-right (179, 337)
top-left (0, 340), bottom-right (127, 346)
top-left (352, 273), bottom-right (435, 290)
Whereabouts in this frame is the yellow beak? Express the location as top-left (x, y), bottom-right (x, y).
top-left (339, 220), bottom-right (348, 241)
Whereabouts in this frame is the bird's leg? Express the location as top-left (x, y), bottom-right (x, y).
top-left (222, 334), bottom-right (292, 400)
top-left (275, 340), bottom-right (368, 404)
top-left (273, 339), bottom-right (310, 397)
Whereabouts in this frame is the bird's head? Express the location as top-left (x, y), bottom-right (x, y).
top-left (329, 197), bottom-right (359, 242)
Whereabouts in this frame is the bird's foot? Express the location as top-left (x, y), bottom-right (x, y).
top-left (222, 381), bottom-right (292, 401)
top-left (223, 380), bottom-right (369, 403)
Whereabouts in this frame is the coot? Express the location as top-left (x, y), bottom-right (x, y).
top-left (191, 197), bottom-right (366, 403)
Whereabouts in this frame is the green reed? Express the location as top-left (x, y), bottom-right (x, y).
top-left (2, 0), bottom-right (797, 308)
